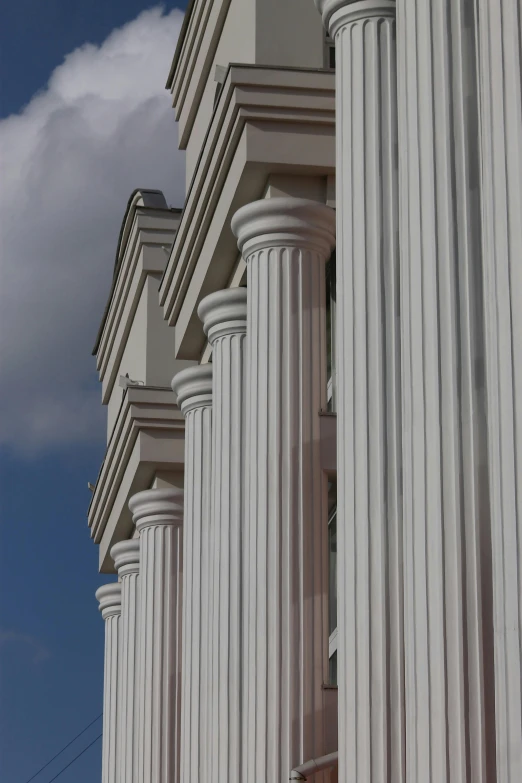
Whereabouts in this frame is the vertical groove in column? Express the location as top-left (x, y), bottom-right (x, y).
top-left (131, 488), bottom-right (183, 783)
top-left (171, 366), bottom-right (213, 783)
top-left (198, 287), bottom-right (247, 783)
top-left (232, 198), bottom-right (335, 782)
top-left (396, 0), bottom-right (492, 780)
top-left (476, 1), bottom-right (522, 779)
top-left (96, 583), bottom-right (121, 783)
top-left (321, 2), bottom-right (403, 780)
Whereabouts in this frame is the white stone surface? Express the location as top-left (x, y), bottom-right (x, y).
top-left (96, 583), bottom-right (121, 783)
top-left (171, 365), bottom-right (213, 783)
top-left (129, 488), bottom-right (183, 783)
top-left (232, 197), bottom-right (335, 780)
top-left (476, 1), bottom-right (522, 778)
top-left (198, 287), bottom-right (247, 783)
top-left (111, 540), bottom-right (140, 783)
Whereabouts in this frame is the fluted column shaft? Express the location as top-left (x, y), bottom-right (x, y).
top-left (318, 2), bottom-right (403, 780)
top-left (393, 1), bottom-right (492, 781)
top-left (476, 1), bottom-right (522, 779)
top-left (171, 365), bottom-right (213, 783)
top-left (130, 488), bottom-right (183, 783)
top-left (96, 583), bottom-right (122, 783)
top-left (111, 540), bottom-right (140, 783)
top-left (198, 288), bottom-right (247, 783)
top-left (232, 197), bottom-right (335, 780)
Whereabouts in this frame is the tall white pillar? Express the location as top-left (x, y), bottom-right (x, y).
top-left (96, 583), bottom-right (121, 783)
top-left (392, 1), bottom-right (492, 781)
top-left (111, 540), bottom-right (140, 783)
top-left (476, 1), bottom-right (522, 779)
top-left (231, 197), bottom-right (335, 780)
top-left (197, 287), bottom-right (247, 783)
top-left (129, 488), bottom-right (183, 783)
top-left (316, 2), bottom-right (404, 780)
top-left (171, 365), bottom-right (213, 783)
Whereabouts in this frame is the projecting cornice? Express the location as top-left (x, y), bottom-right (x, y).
top-left (166, 0), bottom-right (233, 149)
top-left (88, 385), bottom-right (185, 572)
top-left (93, 190), bottom-right (182, 404)
top-left (159, 63), bottom-right (335, 359)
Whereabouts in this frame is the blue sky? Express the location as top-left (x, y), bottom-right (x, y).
top-left (0, 3), bottom-right (187, 781)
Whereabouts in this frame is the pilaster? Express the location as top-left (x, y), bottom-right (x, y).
top-left (171, 365), bottom-right (213, 783)
top-left (198, 287), bottom-right (247, 783)
top-left (111, 540), bottom-right (140, 783)
top-left (96, 583), bottom-right (121, 783)
top-left (232, 196), bottom-right (335, 780)
top-left (130, 488), bottom-right (183, 783)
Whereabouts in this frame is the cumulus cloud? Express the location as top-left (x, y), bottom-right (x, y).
top-left (0, 6), bottom-right (185, 455)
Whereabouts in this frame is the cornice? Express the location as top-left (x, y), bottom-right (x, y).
top-left (166, 0), bottom-right (232, 149)
top-left (198, 287), bottom-right (247, 344)
top-left (159, 64), bottom-right (335, 333)
top-left (88, 385), bottom-right (185, 545)
top-left (129, 487), bottom-right (184, 531)
top-left (93, 194), bottom-right (181, 404)
top-left (171, 364), bottom-right (213, 416)
top-left (232, 197), bottom-right (336, 258)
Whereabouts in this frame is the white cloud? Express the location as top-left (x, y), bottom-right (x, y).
top-left (0, 628), bottom-right (51, 663)
top-left (0, 6), bottom-right (185, 456)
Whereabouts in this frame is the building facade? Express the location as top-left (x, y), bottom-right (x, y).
top-left (89, 1), bottom-right (522, 781)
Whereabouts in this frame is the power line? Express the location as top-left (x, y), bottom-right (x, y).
top-left (23, 714), bottom-right (102, 783)
top-left (43, 734), bottom-right (102, 783)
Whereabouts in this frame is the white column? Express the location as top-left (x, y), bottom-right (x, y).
top-left (231, 197), bottom-right (335, 780)
top-left (96, 583), bottom-right (121, 783)
top-left (476, 1), bottom-right (522, 779)
top-left (111, 540), bottom-right (140, 783)
top-left (129, 488), bottom-right (183, 783)
top-left (392, 1), bottom-right (492, 781)
top-left (316, 2), bottom-right (404, 780)
top-left (171, 365), bottom-right (213, 783)
top-left (197, 287), bottom-right (247, 783)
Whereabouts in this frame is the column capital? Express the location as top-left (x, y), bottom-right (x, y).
top-left (129, 487), bottom-right (184, 533)
top-left (111, 539), bottom-right (140, 578)
top-left (231, 197), bottom-right (335, 259)
top-left (96, 582), bottom-right (122, 620)
top-left (171, 364), bottom-right (213, 416)
top-left (198, 287), bottom-right (247, 345)
top-left (316, 0), bottom-right (395, 36)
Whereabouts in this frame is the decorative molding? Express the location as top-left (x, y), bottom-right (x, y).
top-left (198, 286), bottom-right (247, 343)
top-left (94, 193), bottom-right (181, 404)
top-left (317, 0), bottom-right (396, 35)
top-left (171, 364), bottom-right (213, 415)
top-left (159, 64), bottom-right (335, 344)
top-left (87, 386), bottom-right (185, 571)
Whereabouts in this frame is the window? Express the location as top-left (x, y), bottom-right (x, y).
top-left (328, 480), bottom-right (338, 685)
top-left (326, 250), bottom-right (337, 412)
top-left (324, 33), bottom-right (335, 70)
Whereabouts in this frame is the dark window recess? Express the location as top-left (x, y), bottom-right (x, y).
top-left (329, 650), bottom-right (338, 687)
top-left (329, 44), bottom-right (336, 70)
